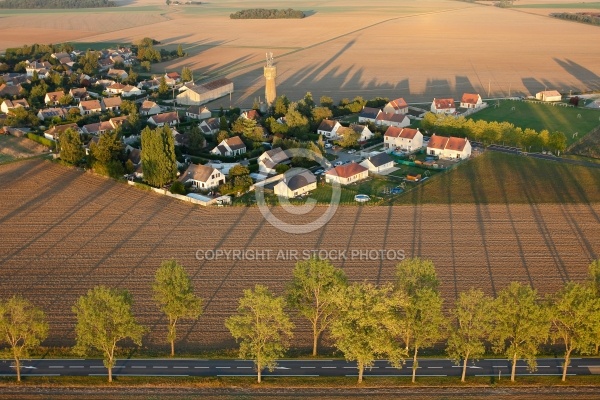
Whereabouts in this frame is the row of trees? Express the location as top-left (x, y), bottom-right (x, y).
top-left (0, 0), bottom-right (116, 8)
top-left (551, 12), bottom-right (600, 27)
top-left (230, 8), bottom-right (305, 19)
top-left (2, 258), bottom-right (600, 383)
top-left (420, 112), bottom-right (568, 154)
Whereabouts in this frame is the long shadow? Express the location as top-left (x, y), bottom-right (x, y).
top-left (376, 205), bottom-right (393, 285)
top-left (338, 205), bottom-right (364, 272)
top-left (445, 180), bottom-right (459, 300)
top-left (553, 58), bottom-right (600, 91)
top-left (521, 77), bottom-right (545, 96)
top-left (455, 76), bottom-right (477, 97)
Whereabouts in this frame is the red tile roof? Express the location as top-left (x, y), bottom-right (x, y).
top-left (427, 134), bottom-right (468, 152)
top-left (384, 127), bottom-right (419, 139)
top-left (387, 97), bottom-right (408, 110)
top-left (461, 93), bottom-right (480, 105)
top-left (326, 162), bottom-right (367, 179)
top-left (432, 98), bottom-right (455, 110)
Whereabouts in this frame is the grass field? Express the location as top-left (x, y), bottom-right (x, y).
top-left (514, 2), bottom-right (600, 8)
top-left (395, 151), bottom-right (600, 204)
top-left (0, 158), bottom-right (599, 350)
top-left (469, 100), bottom-right (600, 144)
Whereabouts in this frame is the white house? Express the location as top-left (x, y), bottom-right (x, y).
top-left (460, 93), bottom-right (483, 109)
top-left (102, 96), bottom-right (122, 113)
top-left (121, 85), bottom-right (142, 98)
top-left (199, 118), bottom-right (220, 135)
top-left (140, 100), bottom-right (161, 116)
top-left (317, 119), bottom-right (342, 138)
top-left (384, 127), bottom-right (423, 151)
top-left (1, 99), bottom-right (29, 114)
top-left (43, 123), bottom-right (81, 141)
top-left (37, 107), bottom-right (68, 121)
top-left (107, 68), bottom-right (128, 81)
top-left (383, 97), bottom-right (408, 114)
top-left (106, 82), bottom-right (126, 95)
top-left (179, 163), bottom-right (225, 190)
top-left (240, 109), bottom-right (260, 120)
top-left (258, 147), bottom-right (290, 174)
top-left (426, 134), bottom-right (471, 159)
top-left (431, 98), bottom-right (456, 114)
top-left (360, 152), bottom-right (395, 173)
top-left (69, 87), bottom-right (89, 103)
top-left (186, 105), bottom-right (212, 120)
top-left (358, 107), bottom-right (381, 124)
top-left (79, 99), bottom-right (102, 115)
top-left (45, 91), bottom-right (65, 105)
top-left (211, 136), bottom-right (246, 157)
top-left (325, 162), bottom-right (369, 185)
top-left (535, 90), bottom-right (562, 102)
top-left (148, 112), bottom-right (179, 127)
top-left (351, 124), bottom-right (373, 142)
top-left (376, 112), bottom-right (410, 128)
top-left (273, 169), bottom-right (317, 199)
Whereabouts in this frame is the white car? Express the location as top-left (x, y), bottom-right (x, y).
top-left (324, 143), bottom-right (333, 149)
top-left (347, 149), bottom-right (356, 154)
top-left (334, 161), bottom-right (343, 166)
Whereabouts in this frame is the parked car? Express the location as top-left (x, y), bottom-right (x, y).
top-left (334, 161), bottom-right (343, 166)
top-left (314, 169), bottom-right (325, 175)
top-left (324, 143), bottom-right (333, 149)
top-left (347, 149), bottom-right (356, 154)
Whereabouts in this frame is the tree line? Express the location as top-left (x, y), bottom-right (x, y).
top-left (420, 112), bottom-right (568, 154)
top-left (2, 258), bottom-right (600, 383)
top-left (0, 0), bottom-right (116, 8)
top-left (230, 8), bottom-right (305, 19)
top-left (551, 12), bottom-right (600, 27)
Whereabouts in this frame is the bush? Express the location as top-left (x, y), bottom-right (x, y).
top-left (26, 133), bottom-right (55, 150)
top-left (170, 180), bottom-right (187, 195)
top-left (230, 8), bottom-right (305, 19)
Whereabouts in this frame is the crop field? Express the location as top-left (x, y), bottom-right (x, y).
top-left (0, 159), bottom-right (599, 350)
top-left (0, 135), bottom-right (49, 163)
top-left (2, 0), bottom-right (600, 107)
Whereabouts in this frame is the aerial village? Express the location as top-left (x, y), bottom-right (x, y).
top-left (0, 43), bottom-right (571, 206)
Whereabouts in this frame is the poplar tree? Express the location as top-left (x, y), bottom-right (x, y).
top-left (141, 126), bottom-right (177, 187)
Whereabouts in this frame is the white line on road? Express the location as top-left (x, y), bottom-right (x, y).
top-left (69, 366), bottom-right (84, 368)
top-left (89, 366), bottom-right (105, 368)
top-left (194, 367), bottom-right (209, 369)
top-left (576, 365), bottom-right (600, 368)
top-left (236, 367), bottom-right (252, 369)
top-left (131, 366), bottom-right (146, 369)
top-left (153, 366), bottom-right (168, 369)
top-left (428, 367), bottom-right (443, 369)
top-left (173, 366), bottom-right (188, 369)
top-left (301, 367), bottom-right (315, 369)
top-left (343, 367), bottom-right (356, 369)
top-left (321, 367), bottom-right (337, 369)
top-left (492, 365), bottom-right (508, 368)
top-left (48, 366), bottom-right (64, 369)
top-left (215, 367), bottom-right (231, 369)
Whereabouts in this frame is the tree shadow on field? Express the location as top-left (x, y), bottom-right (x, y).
top-left (554, 58), bottom-right (600, 91)
top-left (157, 33), bottom-right (195, 47)
top-left (455, 75), bottom-right (477, 97)
top-left (521, 77), bottom-right (545, 96)
top-left (302, 10), bottom-right (317, 17)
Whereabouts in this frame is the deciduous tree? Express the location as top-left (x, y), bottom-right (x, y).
top-left (73, 286), bottom-right (146, 382)
top-left (225, 285), bottom-right (293, 383)
top-left (141, 126), bottom-right (178, 187)
top-left (58, 128), bottom-right (84, 164)
top-left (286, 258), bottom-right (347, 356)
top-left (153, 259), bottom-right (203, 356)
top-left (0, 296), bottom-right (48, 382)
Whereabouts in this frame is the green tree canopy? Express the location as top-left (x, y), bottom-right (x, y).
top-left (153, 259), bottom-right (203, 356)
top-left (141, 126), bottom-right (178, 187)
top-left (225, 285), bottom-right (293, 383)
top-left (72, 286), bottom-right (146, 382)
top-left (58, 128), bottom-right (84, 164)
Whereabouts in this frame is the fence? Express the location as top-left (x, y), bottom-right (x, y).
top-left (127, 181), bottom-right (231, 206)
top-left (460, 102), bottom-right (489, 117)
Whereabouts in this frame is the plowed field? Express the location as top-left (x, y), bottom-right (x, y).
top-left (1, 159), bottom-right (599, 350)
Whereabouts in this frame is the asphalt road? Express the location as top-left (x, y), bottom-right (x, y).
top-left (1, 357), bottom-right (600, 379)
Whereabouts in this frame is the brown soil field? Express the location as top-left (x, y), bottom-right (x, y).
top-left (0, 135), bottom-right (49, 162)
top-left (1, 0), bottom-right (599, 107)
top-left (1, 159), bottom-right (599, 350)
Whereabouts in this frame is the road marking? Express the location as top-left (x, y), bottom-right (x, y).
top-left (69, 366), bottom-right (84, 368)
top-left (343, 366), bottom-right (356, 369)
top-left (89, 366), bottom-right (105, 368)
top-left (194, 367), bottom-right (209, 369)
top-left (0, 374), bottom-right (60, 377)
top-left (321, 367), bottom-right (337, 369)
top-left (131, 366), bottom-right (146, 369)
top-left (475, 373), bottom-right (575, 377)
top-left (89, 374), bottom-right (189, 377)
top-left (576, 365), bottom-right (600, 368)
top-left (49, 366), bottom-right (64, 369)
top-left (218, 374), bottom-right (320, 377)
top-left (237, 367), bottom-right (252, 369)
top-left (492, 365), bottom-right (508, 368)
top-left (428, 367), bottom-right (443, 369)
top-left (347, 374), bottom-right (447, 377)
top-left (301, 367), bottom-right (315, 369)
top-left (153, 366), bottom-right (168, 369)
top-left (216, 366), bottom-right (231, 369)
top-left (173, 366), bottom-right (188, 369)
top-left (537, 366), bottom-right (550, 368)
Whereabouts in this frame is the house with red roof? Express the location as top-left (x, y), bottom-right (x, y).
top-left (383, 97), bottom-right (408, 114)
top-left (426, 134), bottom-right (471, 160)
top-left (460, 93), bottom-right (483, 109)
top-left (431, 98), bottom-right (456, 114)
top-left (376, 112), bottom-right (410, 128)
top-left (384, 127), bottom-right (423, 151)
top-left (325, 162), bottom-right (369, 185)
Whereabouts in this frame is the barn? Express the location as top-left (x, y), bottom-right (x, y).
top-left (176, 78), bottom-right (234, 106)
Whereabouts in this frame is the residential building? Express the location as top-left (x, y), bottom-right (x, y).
top-left (107, 68), bottom-right (128, 81)
top-left (358, 107), bottom-right (381, 123)
top-left (79, 100), bottom-right (102, 115)
top-left (258, 147), bottom-right (290, 174)
top-left (186, 105), bottom-right (212, 120)
top-left (179, 163), bottom-right (225, 190)
top-left (69, 88), bottom-right (89, 103)
top-left (211, 136), bottom-right (246, 157)
top-left (140, 100), bottom-right (161, 116)
top-left (535, 90), bottom-right (562, 102)
top-left (351, 124), bottom-right (373, 142)
top-left (45, 91), bottom-right (65, 105)
top-left (325, 162), bottom-right (369, 185)
top-left (383, 97), bottom-right (408, 114)
top-left (37, 107), bottom-right (68, 121)
top-left (431, 98), bottom-right (456, 114)
top-left (274, 169), bottom-right (317, 198)
top-left (376, 112), bottom-right (410, 128)
top-left (384, 127), bottom-right (423, 151)
top-left (460, 93), bottom-right (483, 109)
top-left (121, 85), bottom-right (142, 98)
top-left (148, 111), bottom-right (179, 127)
top-left (426, 134), bottom-right (471, 159)
top-left (44, 123), bottom-right (81, 141)
top-left (102, 97), bottom-right (122, 112)
top-left (317, 119), bottom-right (342, 138)
top-left (360, 152), bottom-right (395, 173)
top-left (241, 109), bottom-right (260, 120)
top-left (199, 118), bottom-right (220, 135)
top-left (1, 99), bottom-right (29, 114)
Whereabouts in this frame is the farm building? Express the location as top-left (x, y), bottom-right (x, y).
top-left (176, 78), bottom-right (234, 106)
top-left (536, 90), bottom-right (562, 102)
top-left (186, 105), bottom-right (212, 120)
top-left (258, 147), bottom-right (290, 174)
top-left (427, 134), bottom-right (471, 160)
top-left (431, 98), bottom-right (456, 114)
top-left (460, 93), bottom-right (483, 109)
top-left (317, 119), bottom-right (342, 138)
top-left (325, 162), bottom-right (369, 185)
top-left (274, 169), bottom-right (317, 199)
top-left (360, 152), bottom-right (395, 173)
top-left (383, 97), bottom-right (408, 114)
top-left (376, 112), bottom-right (410, 128)
top-left (211, 136), bottom-right (246, 157)
top-left (384, 127), bottom-right (423, 152)
top-left (179, 163), bottom-right (225, 190)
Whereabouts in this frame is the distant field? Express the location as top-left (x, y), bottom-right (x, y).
top-left (396, 151), bottom-right (600, 205)
top-left (469, 100), bottom-right (600, 143)
top-left (514, 2), bottom-right (600, 8)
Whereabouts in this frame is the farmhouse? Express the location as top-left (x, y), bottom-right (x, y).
top-left (211, 136), bottom-right (246, 157)
top-left (258, 147), bottom-right (290, 174)
top-left (384, 127), bottom-right (423, 151)
top-left (360, 152), bottom-right (395, 173)
top-left (431, 98), bottom-right (456, 114)
top-left (351, 124), bottom-right (373, 142)
top-left (325, 162), bottom-right (369, 185)
top-left (44, 123), bottom-right (81, 141)
top-left (176, 78), bottom-right (234, 106)
top-left (536, 90), bottom-right (562, 102)
top-left (376, 112), bottom-right (410, 128)
top-left (0, 99), bottom-right (29, 114)
top-left (186, 105), bottom-right (211, 120)
top-left (148, 112), bottom-right (179, 127)
top-left (37, 107), bottom-right (68, 121)
top-left (427, 134), bottom-right (471, 160)
top-left (44, 91), bottom-right (65, 105)
top-left (317, 119), bottom-right (342, 138)
top-left (460, 93), bottom-right (483, 109)
top-left (140, 100), bottom-right (161, 116)
top-left (274, 169), bottom-right (317, 199)
top-left (102, 97), bottom-right (122, 112)
top-left (69, 88), bottom-right (89, 103)
top-left (179, 163), bottom-right (225, 190)
top-left (358, 107), bottom-right (381, 123)
top-left (383, 97), bottom-right (408, 114)
top-left (79, 100), bottom-right (102, 115)
top-left (199, 118), bottom-right (220, 135)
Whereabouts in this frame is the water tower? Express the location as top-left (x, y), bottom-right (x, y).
top-left (264, 52), bottom-right (277, 107)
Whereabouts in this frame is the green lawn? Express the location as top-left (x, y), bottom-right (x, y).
top-left (514, 2), bottom-right (600, 8)
top-left (395, 151), bottom-right (600, 205)
top-left (469, 100), bottom-right (600, 145)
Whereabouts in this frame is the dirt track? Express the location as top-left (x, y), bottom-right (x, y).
top-left (1, 159), bottom-right (599, 349)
